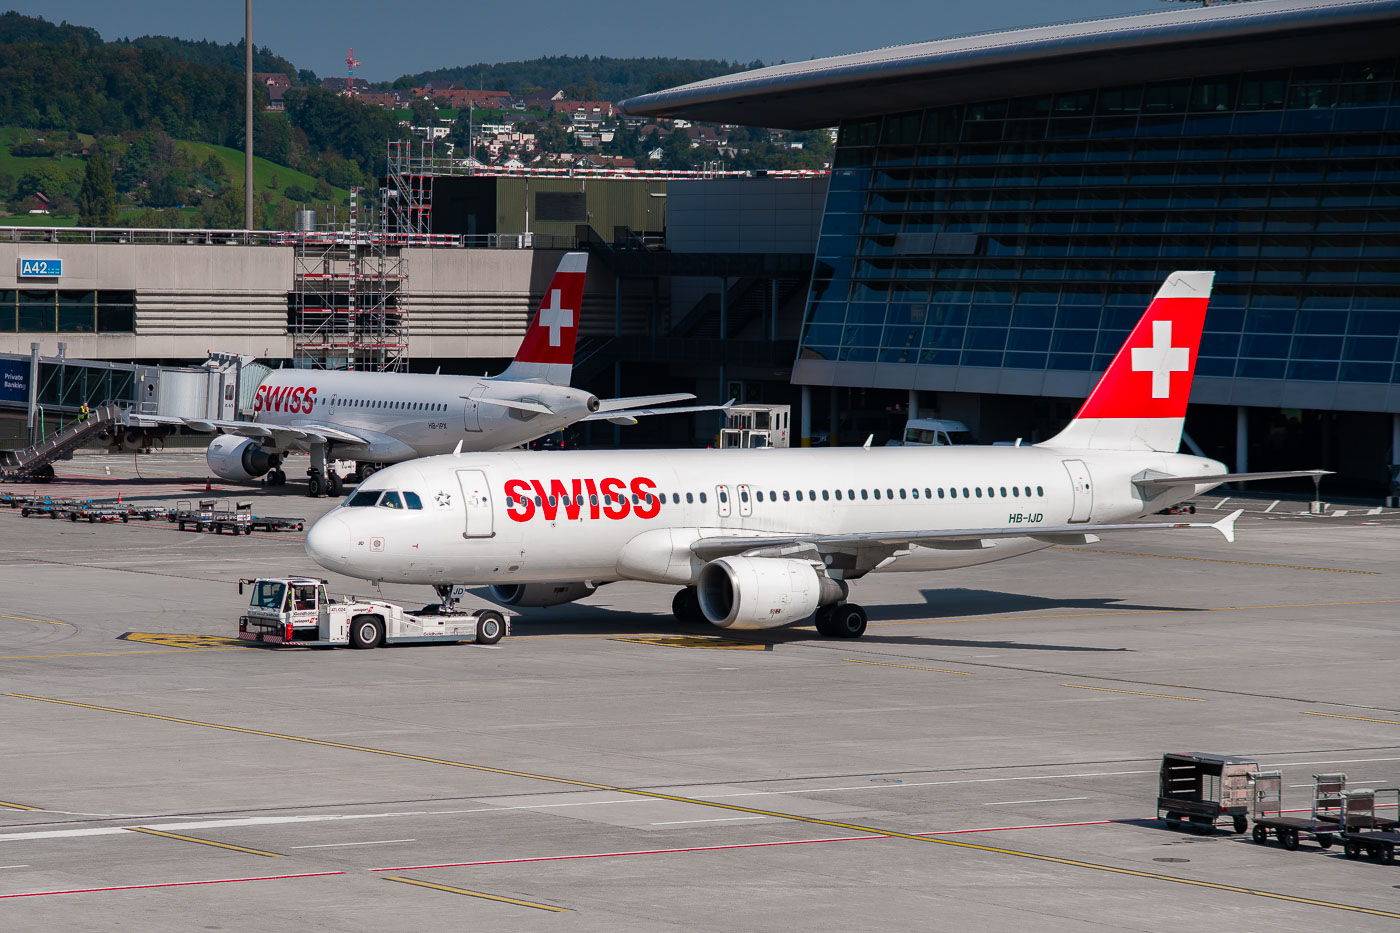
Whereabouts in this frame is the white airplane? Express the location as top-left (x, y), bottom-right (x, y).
top-left (132, 253), bottom-right (722, 496)
top-left (304, 270), bottom-right (1326, 638)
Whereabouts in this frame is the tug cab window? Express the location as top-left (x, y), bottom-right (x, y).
top-left (252, 581), bottom-right (285, 609)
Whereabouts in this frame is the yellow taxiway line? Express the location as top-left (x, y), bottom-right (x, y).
top-left (8, 692), bottom-right (1400, 920)
top-left (1305, 711), bottom-right (1400, 726)
top-left (0, 800), bottom-right (42, 811)
top-left (384, 876), bottom-right (569, 911)
top-left (0, 613), bottom-right (68, 626)
top-left (126, 826), bottom-right (283, 857)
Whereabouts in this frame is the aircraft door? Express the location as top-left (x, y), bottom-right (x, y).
top-left (715, 485), bottom-right (731, 518)
top-left (737, 483), bottom-right (752, 516)
top-left (1063, 459), bottom-right (1093, 523)
top-left (328, 393), bottom-right (337, 416)
top-left (463, 386), bottom-right (486, 433)
top-left (456, 469), bottom-right (495, 538)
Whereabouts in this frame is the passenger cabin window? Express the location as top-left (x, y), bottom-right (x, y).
top-left (1037, 486), bottom-right (1044, 496)
top-left (685, 493), bottom-right (693, 504)
top-left (699, 492), bottom-right (708, 503)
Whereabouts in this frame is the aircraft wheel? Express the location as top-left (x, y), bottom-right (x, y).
top-left (326, 472), bottom-right (343, 497)
top-left (672, 587), bottom-right (703, 624)
top-left (358, 462), bottom-right (379, 482)
top-left (475, 610), bottom-right (506, 645)
top-left (833, 604), bottom-right (868, 639)
top-left (267, 469), bottom-right (286, 487)
top-left (349, 615), bottom-right (384, 649)
top-left (306, 474), bottom-right (324, 498)
top-left (814, 605), bottom-right (841, 637)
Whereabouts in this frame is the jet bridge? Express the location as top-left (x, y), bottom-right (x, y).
top-left (0, 347), bottom-right (262, 479)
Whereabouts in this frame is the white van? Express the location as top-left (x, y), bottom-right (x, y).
top-left (892, 417), bottom-right (976, 446)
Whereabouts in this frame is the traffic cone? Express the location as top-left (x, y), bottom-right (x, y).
top-left (205, 477), bottom-right (212, 492)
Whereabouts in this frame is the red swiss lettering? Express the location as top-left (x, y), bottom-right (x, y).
top-left (552, 479), bottom-right (583, 521)
top-left (530, 480), bottom-right (558, 520)
top-left (290, 386), bottom-right (305, 413)
top-left (505, 479), bottom-right (534, 522)
top-left (630, 476), bottom-right (660, 519)
top-left (584, 478), bottom-right (599, 519)
top-left (600, 477), bottom-right (630, 519)
top-left (252, 384), bottom-right (266, 413)
top-left (304, 387), bottom-right (317, 411)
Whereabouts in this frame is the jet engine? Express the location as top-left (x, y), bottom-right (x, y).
top-left (489, 582), bottom-right (598, 608)
top-left (696, 557), bottom-right (847, 630)
top-left (207, 434), bottom-right (279, 481)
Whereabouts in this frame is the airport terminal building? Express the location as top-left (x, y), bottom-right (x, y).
top-left (625, 0), bottom-right (1400, 495)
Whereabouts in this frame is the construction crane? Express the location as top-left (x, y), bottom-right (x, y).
top-left (344, 48), bottom-right (361, 97)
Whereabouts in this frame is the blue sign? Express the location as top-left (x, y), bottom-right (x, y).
top-left (0, 358), bottom-right (29, 404)
top-left (18, 258), bottom-right (61, 278)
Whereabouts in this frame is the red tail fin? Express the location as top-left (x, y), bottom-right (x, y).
top-left (497, 252), bottom-right (588, 385)
top-left (1042, 271), bottom-right (1213, 452)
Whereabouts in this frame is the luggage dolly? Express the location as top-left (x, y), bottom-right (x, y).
top-left (1246, 771), bottom-right (1346, 851)
top-left (1340, 787), bottom-right (1400, 864)
top-left (1157, 752), bottom-right (1257, 833)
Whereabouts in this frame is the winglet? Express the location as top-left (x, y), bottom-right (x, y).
top-left (452, 440), bottom-right (463, 457)
top-left (863, 434), bottom-right (873, 449)
top-left (1212, 508), bottom-right (1243, 544)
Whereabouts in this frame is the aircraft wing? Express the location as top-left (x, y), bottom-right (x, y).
top-left (595, 393), bottom-right (695, 413)
top-left (583, 398), bottom-right (735, 425)
top-left (1134, 469), bottom-right (1331, 489)
top-left (690, 511), bottom-right (1244, 567)
top-left (126, 414), bottom-right (369, 446)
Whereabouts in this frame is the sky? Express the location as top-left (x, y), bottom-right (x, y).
top-left (11, 0), bottom-right (1155, 84)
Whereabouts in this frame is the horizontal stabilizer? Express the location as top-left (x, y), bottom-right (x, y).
top-left (582, 399), bottom-right (734, 423)
top-left (1134, 469), bottom-right (1331, 489)
top-left (595, 393), bottom-right (695, 413)
top-left (476, 397), bottom-right (555, 416)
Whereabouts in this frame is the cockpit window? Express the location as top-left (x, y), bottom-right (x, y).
top-left (347, 490), bottom-right (380, 507)
top-left (403, 491), bottom-right (423, 510)
top-left (379, 491), bottom-right (403, 509)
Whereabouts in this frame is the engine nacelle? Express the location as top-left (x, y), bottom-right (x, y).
top-left (207, 434), bottom-right (279, 481)
top-left (489, 582), bottom-right (598, 608)
top-left (696, 557), bottom-right (847, 630)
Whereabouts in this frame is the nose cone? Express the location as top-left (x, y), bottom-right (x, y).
top-left (305, 514), bottom-right (350, 572)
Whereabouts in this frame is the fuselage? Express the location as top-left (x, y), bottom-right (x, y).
top-left (305, 444), bottom-right (1227, 586)
top-left (251, 369), bottom-right (596, 462)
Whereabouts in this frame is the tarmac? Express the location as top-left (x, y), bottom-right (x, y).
top-left (2, 450), bottom-right (1400, 931)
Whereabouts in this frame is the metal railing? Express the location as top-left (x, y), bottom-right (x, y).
top-left (0, 226), bottom-right (578, 250)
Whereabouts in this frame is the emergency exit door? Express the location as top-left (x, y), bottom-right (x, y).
top-left (456, 469), bottom-right (494, 538)
top-left (1063, 459), bottom-right (1093, 523)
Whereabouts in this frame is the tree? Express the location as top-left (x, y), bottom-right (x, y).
top-left (78, 149), bottom-right (119, 225)
top-left (409, 98), bottom-right (436, 128)
top-left (661, 127), bottom-right (694, 170)
top-left (199, 186), bottom-right (242, 228)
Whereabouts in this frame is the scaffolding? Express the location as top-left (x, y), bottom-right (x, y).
top-left (289, 178), bottom-right (410, 371)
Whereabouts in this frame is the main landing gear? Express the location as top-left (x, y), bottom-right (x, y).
top-left (305, 442), bottom-right (345, 498)
top-left (814, 603), bottom-right (868, 639)
top-left (265, 469), bottom-right (287, 487)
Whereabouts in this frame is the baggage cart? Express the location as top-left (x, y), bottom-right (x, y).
top-left (1340, 788), bottom-right (1400, 863)
top-left (1246, 771), bottom-right (1345, 850)
top-left (1158, 752), bottom-right (1257, 833)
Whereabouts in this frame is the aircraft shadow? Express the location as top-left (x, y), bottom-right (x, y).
top-left (864, 588), bottom-right (1199, 622)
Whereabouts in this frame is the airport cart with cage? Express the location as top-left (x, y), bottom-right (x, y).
top-left (236, 577), bottom-right (508, 649)
top-left (1340, 788), bottom-right (1400, 863)
top-left (1247, 771), bottom-right (1347, 850)
top-left (1158, 752), bottom-right (1258, 833)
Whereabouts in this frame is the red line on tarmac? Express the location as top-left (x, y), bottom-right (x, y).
top-left (370, 818), bottom-right (1134, 872)
top-left (0, 871), bottom-right (346, 899)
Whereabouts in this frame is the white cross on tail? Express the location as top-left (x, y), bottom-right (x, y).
top-left (1130, 319), bottom-right (1189, 398)
top-left (539, 289), bottom-right (573, 347)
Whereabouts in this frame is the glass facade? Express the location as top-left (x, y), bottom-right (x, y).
top-left (801, 59), bottom-right (1400, 387)
top-left (0, 290), bottom-right (136, 334)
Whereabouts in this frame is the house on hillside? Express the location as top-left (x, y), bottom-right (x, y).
top-left (255, 73), bottom-right (292, 112)
top-left (552, 100), bottom-right (615, 127)
top-left (321, 77), bottom-right (370, 95)
top-left (28, 192), bottom-right (51, 215)
top-left (524, 89), bottom-right (566, 109)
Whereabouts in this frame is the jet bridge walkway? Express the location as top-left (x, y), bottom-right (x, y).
top-left (0, 404), bottom-right (122, 482)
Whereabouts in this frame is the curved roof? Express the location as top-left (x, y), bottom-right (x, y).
top-left (622, 0), bottom-right (1400, 129)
